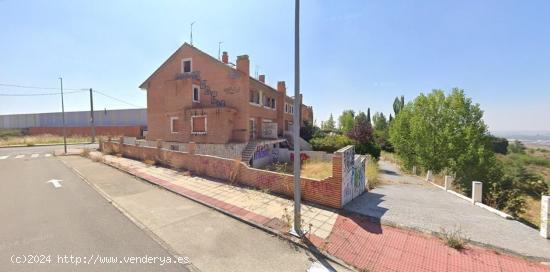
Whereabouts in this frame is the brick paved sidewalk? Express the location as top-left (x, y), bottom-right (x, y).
top-left (96, 153), bottom-right (550, 272)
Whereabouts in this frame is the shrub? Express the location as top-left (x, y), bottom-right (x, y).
top-left (441, 227), bottom-right (468, 250)
top-left (310, 134), bottom-right (353, 153)
top-left (355, 142), bottom-right (381, 159)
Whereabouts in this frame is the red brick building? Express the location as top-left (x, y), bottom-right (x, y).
top-left (139, 43), bottom-right (313, 144)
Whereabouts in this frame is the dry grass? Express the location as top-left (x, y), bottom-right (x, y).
top-left (266, 160), bottom-right (333, 180)
top-left (519, 196), bottom-right (541, 228)
top-left (441, 227), bottom-right (468, 250)
top-left (0, 134), bottom-right (90, 147)
top-left (366, 158), bottom-right (380, 189)
top-left (301, 160), bottom-right (332, 180)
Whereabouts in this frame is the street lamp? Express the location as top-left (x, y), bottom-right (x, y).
top-left (291, 0), bottom-right (302, 236)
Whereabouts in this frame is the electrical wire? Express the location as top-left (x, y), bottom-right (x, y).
top-left (0, 83), bottom-right (83, 91)
top-left (93, 90), bottom-right (142, 108)
top-left (0, 90), bottom-right (87, 96)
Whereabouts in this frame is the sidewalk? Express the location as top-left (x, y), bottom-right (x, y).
top-left (94, 152), bottom-right (550, 272)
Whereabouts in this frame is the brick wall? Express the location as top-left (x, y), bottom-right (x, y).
top-left (101, 139), bottom-right (348, 208)
top-left (28, 126), bottom-right (144, 137)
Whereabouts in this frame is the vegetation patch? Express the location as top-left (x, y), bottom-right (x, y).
top-left (0, 133), bottom-right (91, 147)
top-left (366, 158), bottom-right (380, 189)
top-left (441, 227), bottom-right (468, 250)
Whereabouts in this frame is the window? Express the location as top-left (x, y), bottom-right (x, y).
top-left (170, 117), bottom-right (179, 133)
top-left (191, 116), bottom-right (207, 135)
top-left (182, 58), bottom-right (192, 73)
top-left (285, 103), bottom-right (294, 114)
top-left (249, 90), bottom-right (260, 104)
top-left (192, 85), bottom-right (200, 102)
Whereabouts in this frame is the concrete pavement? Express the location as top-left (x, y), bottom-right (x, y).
top-left (0, 143), bottom-right (98, 157)
top-left (92, 151), bottom-right (550, 272)
top-left (0, 149), bottom-right (189, 272)
top-left (60, 155), bottom-right (350, 272)
top-left (345, 159), bottom-right (550, 261)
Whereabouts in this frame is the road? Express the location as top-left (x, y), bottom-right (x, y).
top-left (0, 143), bottom-right (98, 157)
top-left (0, 147), bottom-right (189, 272)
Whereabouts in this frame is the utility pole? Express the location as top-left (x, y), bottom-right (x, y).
top-left (59, 77), bottom-right (67, 154)
top-left (89, 88), bottom-right (96, 143)
top-left (190, 21), bottom-right (196, 45)
top-left (218, 41), bottom-right (223, 60)
top-left (291, 0), bottom-right (302, 236)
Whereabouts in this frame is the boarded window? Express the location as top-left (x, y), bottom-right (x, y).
top-left (170, 117), bottom-right (179, 133)
top-left (192, 116), bottom-right (206, 134)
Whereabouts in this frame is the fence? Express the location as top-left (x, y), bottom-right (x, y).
top-left (101, 138), bottom-right (367, 209)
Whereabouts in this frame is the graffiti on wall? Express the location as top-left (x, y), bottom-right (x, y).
top-left (253, 144), bottom-right (271, 161)
top-left (340, 146), bottom-right (366, 206)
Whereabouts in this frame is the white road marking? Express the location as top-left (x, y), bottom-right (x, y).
top-left (31, 154), bottom-right (39, 158)
top-left (46, 179), bottom-right (62, 189)
top-left (0, 156), bottom-right (8, 160)
top-left (44, 154), bottom-right (52, 157)
top-left (307, 261), bottom-right (333, 272)
top-left (15, 155), bottom-right (25, 159)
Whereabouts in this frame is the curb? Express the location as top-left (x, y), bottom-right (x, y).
top-left (97, 155), bottom-right (357, 272)
top-left (0, 142), bottom-right (93, 148)
top-left (58, 156), bottom-right (202, 272)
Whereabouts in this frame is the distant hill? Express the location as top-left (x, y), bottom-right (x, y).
top-left (492, 131), bottom-right (550, 147)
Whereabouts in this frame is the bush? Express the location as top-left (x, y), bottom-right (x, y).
top-left (509, 140), bottom-right (526, 154)
top-left (488, 135), bottom-right (508, 155)
top-left (310, 134), bottom-right (353, 153)
top-left (355, 142), bottom-right (381, 159)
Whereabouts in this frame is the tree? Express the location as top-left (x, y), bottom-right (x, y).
top-left (348, 112), bottom-right (373, 144)
top-left (366, 108), bottom-right (371, 124)
top-left (300, 120), bottom-right (315, 141)
top-left (389, 89), bottom-right (493, 187)
top-left (321, 113), bottom-right (336, 132)
top-left (393, 95), bottom-right (405, 116)
top-left (372, 112), bottom-right (388, 132)
top-left (338, 110), bottom-right (355, 134)
top-left (508, 140), bottom-right (526, 154)
top-left (488, 135), bottom-right (509, 155)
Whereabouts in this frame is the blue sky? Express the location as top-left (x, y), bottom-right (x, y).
top-left (1, 0), bottom-right (549, 132)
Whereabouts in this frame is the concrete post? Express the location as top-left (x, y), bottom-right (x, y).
top-left (412, 166), bottom-right (417, 176)
top-left (444, 175), bottom-right (453, 190)
top-left (426, 170), bottom-right (433, 182)
top-left (472, 181), bottom-right (483, 203)
top-left (541, 195), bottom-right (549, 239)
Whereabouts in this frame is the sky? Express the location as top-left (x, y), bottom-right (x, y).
top-left (1, 0), bottom-right (549, 132)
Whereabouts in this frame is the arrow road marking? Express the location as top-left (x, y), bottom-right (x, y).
top-left (0, 156), bottom-right (8, 160)
top-left (44, 154), bottom-right (52, 157)
top-left (31, 154), bottom-right (39, 158)
top-left (15, 155), bottom-right (24, 159)
top-left (46, 179), bottom-right (62, 189)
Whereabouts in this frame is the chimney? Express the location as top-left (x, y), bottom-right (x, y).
top-left (277, 81), bottom-right (286, 93)
top-left (222, 51), bottom-right (228, 64)
top-left (259, 74), bottom-right (265, 83)
top-left (236, 55), bottom-right (249, 75)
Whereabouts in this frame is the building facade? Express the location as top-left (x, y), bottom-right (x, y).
top-left (140, 43), bottom-right (313, 144)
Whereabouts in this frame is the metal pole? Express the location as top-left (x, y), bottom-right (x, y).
top-left (59, 77), bottom-right (67, 154)
top-left (218, 41), bottom-right (223, 60)
top-left (89, 88), bottom-right (96, 143)
top-left (292, 0), bottom-right (301, 236)
top-left (190, 21), bottom-right (195, 45)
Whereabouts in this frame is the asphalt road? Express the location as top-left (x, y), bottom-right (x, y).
top-left (0, 143), bottom-right (98, 157)
top-left (0, 148), bottom-right (189, 272)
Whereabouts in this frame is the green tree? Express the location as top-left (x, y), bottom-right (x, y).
top-left (389, 89), bottom-right (496, 190)
top-left (372, 112), bottom-right (388, 132)
top-left (393, 95), bottom-right (405, 116)
top-left (321, 113), bottom-right (336, 132)
top-left (338, 110), bottom-right (355, 134)
top-left (372, 112), bottom-right (392, 152)
top-left (508, 140), bottom-right (526, 154)
top-left (366, 108), bottom-right (371, 124)
top-left (348, 112), bottom-right (373, 144)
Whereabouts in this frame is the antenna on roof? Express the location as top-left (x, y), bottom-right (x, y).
top-left (190, 21), bottom-right (196, 45)
top-left (255, 65), bottom-right (260, 78)
top-left (218, 41), bottom-right (223, 60)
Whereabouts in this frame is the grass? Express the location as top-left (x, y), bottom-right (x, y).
top-left (266, 160), bottom-right (333, 180)
top-left (518, 196), bottom-right (541, 229)
top-left (440, 227), bottom-right (468, 250)
top-left (0, 128), bottom-right (24, 138)
top-left (366, 158), bottom-right (380, 189)
top-left (508, 153), bottom-right (550, 168)
top-left (0, 133), bottom-right (91, 147)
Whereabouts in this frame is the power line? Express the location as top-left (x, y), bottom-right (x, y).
top-left (93, 90), bottom-right (142, 108)
top-left (0, 83), bottom-right (83, 91)
top-left (0, 90), bottom-right (87, 96)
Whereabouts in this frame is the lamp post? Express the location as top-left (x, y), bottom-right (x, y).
top-left (59, 77), bottom-right (67, 154)
top-left (291, 0), bottom-right (302, 236)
